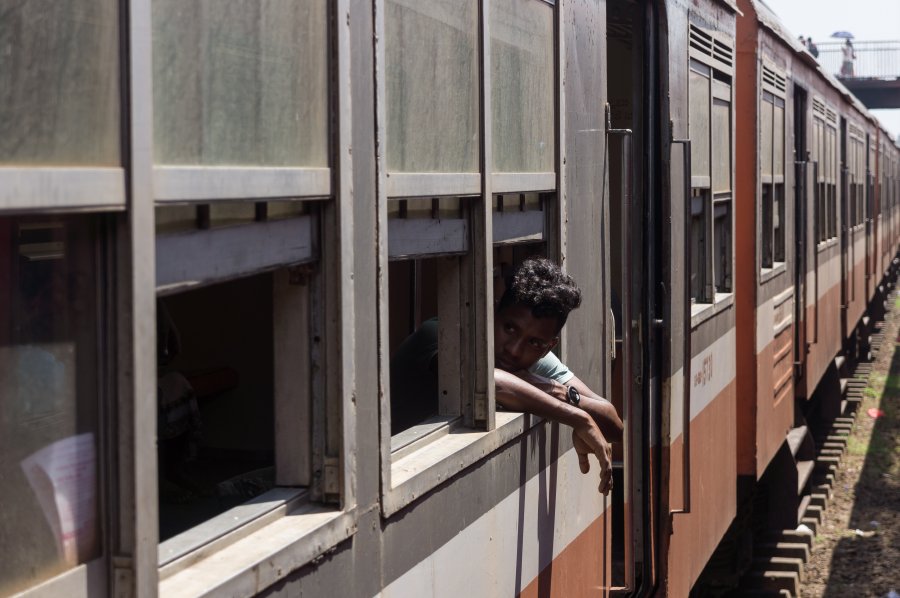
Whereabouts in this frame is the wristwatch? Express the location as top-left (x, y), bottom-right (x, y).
top-left (566, 385), bottom-right (581, 407)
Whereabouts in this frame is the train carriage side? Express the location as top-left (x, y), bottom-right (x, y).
top-left (656, 0), bottom-right (740, 594)
top-left (733, 0), bottom-right (798, 491)
top-left (792, 72), bottom-right (845, 406)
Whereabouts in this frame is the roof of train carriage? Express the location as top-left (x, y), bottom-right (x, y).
top-left (752, 0), bottom-right (900, 149)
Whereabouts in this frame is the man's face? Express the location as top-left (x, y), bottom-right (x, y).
top-left (494, 304), bottom-right (560, 372)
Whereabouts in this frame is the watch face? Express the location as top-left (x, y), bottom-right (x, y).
top-left (567, 385), bottom-right (580, 406)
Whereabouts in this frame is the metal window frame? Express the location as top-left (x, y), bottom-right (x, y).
top-left (107, 0), bottom-right (359, 594)
top-left (758, 60), bottom-right (788, 273)
top-left (375, 0), bottom-right (561, 517)
top-left (153, 167), bottom-right (332, 202)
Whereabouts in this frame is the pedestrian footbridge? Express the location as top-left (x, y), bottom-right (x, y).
top-left (816, 41), bottom-right (900, 109)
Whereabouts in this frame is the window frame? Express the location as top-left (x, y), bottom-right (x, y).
top-left (374, 0), bottom-right (563, 517)
top-left (811, 98), bottom-right (839, 251)
top-left (1, 214), bottom-right (117, 598)
top-left (686, 25), bottom-right (735, 321)
top-left (143, 0), bottom-right (359, 593)
top-left (759, 61), bottom-right (787, 275)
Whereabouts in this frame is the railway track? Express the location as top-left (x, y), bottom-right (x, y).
top-left (736, 285), bottom-right (900, 597)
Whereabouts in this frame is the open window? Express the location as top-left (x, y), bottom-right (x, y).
top-left (151, 0), bottom-right (356, 584)
top-left (377, 0), bottom-right (559, 515)
top-left (688, 24), bottom-right (734, 309)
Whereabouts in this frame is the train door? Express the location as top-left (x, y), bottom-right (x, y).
top-left (793, 86), bottom-right (810, 383)
top-left (607, 0), bottom-right (658, 593)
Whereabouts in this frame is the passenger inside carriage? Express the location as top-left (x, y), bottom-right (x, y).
top-left (390, 257), bottom-right (622, 494)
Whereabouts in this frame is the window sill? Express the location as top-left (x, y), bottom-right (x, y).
top-left (817, 238), bottom-right (838, 252)
top-left (158, 502), bottom-right (356, 598)
top-left (382, 411), bottom-right (542, 517)
top-left (759, 262), bottom-right (786, 284)
top-left (12, 558), bottom-right (105, 598)
top-left (159, 488), bottom-right (308, 571)
top-left (690, 292), bottom-right (734, 329)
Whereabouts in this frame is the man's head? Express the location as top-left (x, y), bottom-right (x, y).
top-left (494, 258), bottom-right (582, 372)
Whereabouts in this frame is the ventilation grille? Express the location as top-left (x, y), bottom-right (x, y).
top-left (762, 64), bottom-right (786, 96)
top-left (826, 108), bottom-right (838, 125)
top-left (714, 38), bottom-right (734, 69)
top-left (689, 23), bottom-right (734, 74)
top-left (689, 24), bottom-right (714, 57)
top-left (812, 97), bottom-right (826, 118)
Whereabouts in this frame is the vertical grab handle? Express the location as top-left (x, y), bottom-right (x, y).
top-left (608, 125), bottom-right (634, 588)
top-left (670, 137), bottom-right (692, 515)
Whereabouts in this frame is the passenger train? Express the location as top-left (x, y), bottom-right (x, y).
top-left (1, 0), bottom-right (898, 596)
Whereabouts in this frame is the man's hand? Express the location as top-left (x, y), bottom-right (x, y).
top-left (514, 371), bottom-right (623, 442)
top-left (572, 419), bottom-right (613, 495)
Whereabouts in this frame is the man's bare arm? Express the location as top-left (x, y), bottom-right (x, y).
top-left (513, 371), bottom-right (624, 442)
top-left (494, 368), bottom-right (612, 494)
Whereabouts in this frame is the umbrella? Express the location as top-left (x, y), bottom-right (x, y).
top-left (831, 31), bottom-right (854, 39)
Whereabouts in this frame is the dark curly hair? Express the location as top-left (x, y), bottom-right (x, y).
top-left (498, 258), bottom-right (582, 331)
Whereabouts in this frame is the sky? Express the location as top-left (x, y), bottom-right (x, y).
top-left (759, 0), bottom-right (900, 140)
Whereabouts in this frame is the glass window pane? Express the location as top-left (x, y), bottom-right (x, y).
top-left (761, 184), bottom-right (773, 268)
top-left (773, 104), bottom-right (784, 178)
top-left (491, 0), bottom-right (554, 173)
top-left (386, 0), bottom-right (480, 173)
top-left (0, 215), bottom-right (104, 595)
top-left (153, 0), bottom-right (329, 167)
top-left (713, 201), bottom-right (732, 293)
top-left (774, 184), bottom-right (785, 262)
top-left (760, 98), bottom-right (773, 178)
top-left (689, 69), bottom-right (711, 179)
top-left (690, 191), bottom-right (707, 302)
top-left (0, 0), bottom-right (120, 165)
top-left (712, 98), bottom-right (731, 193)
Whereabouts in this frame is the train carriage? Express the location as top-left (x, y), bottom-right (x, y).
top-left (3, 0), bottom-right (900, 597)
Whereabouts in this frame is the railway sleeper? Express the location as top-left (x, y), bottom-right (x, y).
top-left (743, 570), bottom-right (800, 597)
top-left (803, 504), bottom-right (824, 525)
top-left (756, 542), bottom-right (810, 563)
top-left (750, 557), bottom-right (805, 583)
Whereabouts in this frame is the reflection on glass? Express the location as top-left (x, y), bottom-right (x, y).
top-left (386, 0), bottom-right (480, 172)
top-left (0, 216), bottom-right (103, 595)
top-left (491, 0), bottom-right (554, 173)
top-left (0, 0), bottom-right (120, 165)
top-left (153, 0), bottom-right (329, 166)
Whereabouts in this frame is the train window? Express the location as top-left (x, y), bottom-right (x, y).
top-left (689, 64), bottom-right (712, 183)
top-left (0, 1), bottom-right (120, 166)
top-left (712, 97), bottom-right (732, 193)
top-left (0, 215), bottom-right (108, 596)
top-left (761, 184), bottom-right (774, 268)
top-left (688, 48), bottom-right (733, 305)
top-left (387, 197), bottom-right (474, 437)
top-left (759, 72), bottom-right (786, 269)
top-left (490, 0), bottom-right (555, 173)
top-left (774, 185), bottom-right (786, 263)
top-left (713, 201), bottom-right (732, 293)
top-left (152, 0), bottom-right (329, 167)
top-left (157, 273), bottom-right (280, 542)
top-left (386, 0), bottom-right (480, 173)
top-left (154, 201), bottom-right (338, 565)
top-left (690, 191), bottom-right (709, 302)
